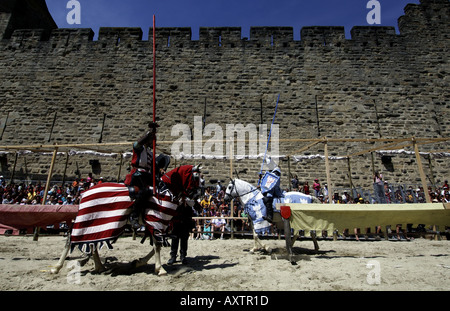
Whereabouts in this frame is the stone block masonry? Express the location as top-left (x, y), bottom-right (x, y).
top-left (0, 0), bottom-right (448, 191)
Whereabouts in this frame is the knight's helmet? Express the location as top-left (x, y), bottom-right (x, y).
top-left (271, 167), bottom-right (281, 177)
top-left (191, 164), bottom-right (202, 198)
top-left (192, 164), bottom-right (202, 184)
top-left (155, 153), bottom-right (170, 177)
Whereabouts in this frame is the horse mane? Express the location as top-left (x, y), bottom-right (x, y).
top-left (234, 178), bottom-right (257, 191)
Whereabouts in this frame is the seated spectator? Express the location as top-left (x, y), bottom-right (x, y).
top-left (212, 211), bottom-right (226, 240)
top-left (2, 194), bottom-right (13, 204)
top-left (202, 210), bottom-right (212, 240)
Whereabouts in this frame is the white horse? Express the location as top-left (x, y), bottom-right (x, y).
top-left (224, 178), bottom-right (320, 261)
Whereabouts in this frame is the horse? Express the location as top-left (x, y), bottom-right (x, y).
top-left (224, 178), bottom-right (321, 262)
top-left (51, 165), bottom-right (201, 276)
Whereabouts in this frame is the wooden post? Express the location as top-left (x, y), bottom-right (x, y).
top-left (10, 152), bottom-right (18, 184)
top-left (315, 95), bottom-right (321, 137)
top-left (412, 138), bottom-right (431, 203)
top-left (428, 156), bottom-right (436, 191)
top-left (24, 156), bottom-right (29, 184)
top-left (346, 157), bottom-right (354, 190)
top-left (229, 141), bottom-right (234, 239)
top-left (47, 111), bottom-right (57, 142)
top-left (98, 113), bottom-right (107, 143)
top-left (287, 156), bottom-right (292, 191)
top-left (117, 153), bottom-right (123, 182)
top-left (324, 139), bottom-right (333, 204)
top-left (0, 111), bottom-right (9, 140)
top-left (34, 147), bottom-right (58, 241)
top-left (371, 152), bottom-right (375, 178)
top-left (61, 152), bottom-right (69, 186)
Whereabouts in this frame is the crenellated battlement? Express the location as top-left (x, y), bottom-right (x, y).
top-left (1, 0), bottom-right (448, 51)
top-left (199, 27), bottom-right (242, 47)
top-left (300, 27), bottom-right (345, 47)
top-left (98, 27), bottom-right (143, 43)
top-left (399, 0), bottom-right (450, 35)
top-left (153, 27), bottom-right (192, 47)
top-left (249, 27), bottom-right (294, 47)
top-left (350, 26), bottom-right (397, 47)
top-left (0, 0), bottom-right (448, 50)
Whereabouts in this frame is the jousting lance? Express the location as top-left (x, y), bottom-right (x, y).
top-left (258, 94), bottom-right (280, 186)
top-left (152, 15), bottom-right (157, 195)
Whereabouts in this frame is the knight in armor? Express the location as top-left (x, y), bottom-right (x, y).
top-left (260, 167), bottom-right (283, 223)
top-left (124, 122), bottom-right (170, 230)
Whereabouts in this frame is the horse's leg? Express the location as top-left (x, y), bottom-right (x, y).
top-left (251, 228), bottom-right (262, 253)
top-left (150, 236), bottom-right (167, 276)
top-left (133, 248), bottom-right (155, 268)
top-left (251, 226), bottom-right (272, 254)
top-left (249, 219), bottom-right (262, 253)
top-left (92, 248), bottom-right (106, 274)
top-left (310, 230), bottom-right (320, 251)
top-left (50, 233), bottom-right (71, 274)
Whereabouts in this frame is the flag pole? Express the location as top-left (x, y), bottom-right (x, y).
top-left (152, 15), bottom-right (157, 195)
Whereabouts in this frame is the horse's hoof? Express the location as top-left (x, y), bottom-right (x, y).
top-left (50, 268), bottom-right (60, 274)
top-left (157, 269), bottom-right (168, 276)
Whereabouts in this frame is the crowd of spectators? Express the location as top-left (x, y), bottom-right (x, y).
top-left (1, 174), bottom-right (448, 210)
top-left (289, 175), bottom-right (450, 204)
top-left (0, 174), bottom-right (101, 206)
top-left (1, 173), bottom-right (449, 207)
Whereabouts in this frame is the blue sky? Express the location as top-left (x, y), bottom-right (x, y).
top-left (46, 0), bottom-right (420, 40)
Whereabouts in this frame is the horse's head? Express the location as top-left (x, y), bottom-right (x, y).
top-left (224, 178), bottom-right (259, 204)
top-left (162, 164), bottom-right (202, 199)
top-left (224, 179), bottom-right (236, 203)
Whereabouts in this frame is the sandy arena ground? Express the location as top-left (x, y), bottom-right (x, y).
top-left (0, 234), bottom-right (449, 291)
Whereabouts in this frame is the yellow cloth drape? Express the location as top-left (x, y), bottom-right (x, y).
top-left (277, 203), bottom-right (450, 236)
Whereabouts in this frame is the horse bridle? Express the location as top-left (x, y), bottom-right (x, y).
top-left (227, 178), bottom-right (258, 201)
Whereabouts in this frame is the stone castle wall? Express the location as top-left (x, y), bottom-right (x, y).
top-left (0, 0), bottom-right (448, 192)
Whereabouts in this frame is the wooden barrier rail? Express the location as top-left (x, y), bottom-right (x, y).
top-left (1, 204), bottom-right (449, 241)
top-left (192, 216), bottom-right (250, 239)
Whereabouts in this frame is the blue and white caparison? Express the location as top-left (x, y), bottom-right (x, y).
top-left (224, 178), bottom-right (316, 235)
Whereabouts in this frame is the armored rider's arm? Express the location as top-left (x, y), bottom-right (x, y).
top-left (136, 122), bottom-right (159, 147)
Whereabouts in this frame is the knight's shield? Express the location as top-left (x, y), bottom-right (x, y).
top-left (260, 172), bottom-right (280, 193)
